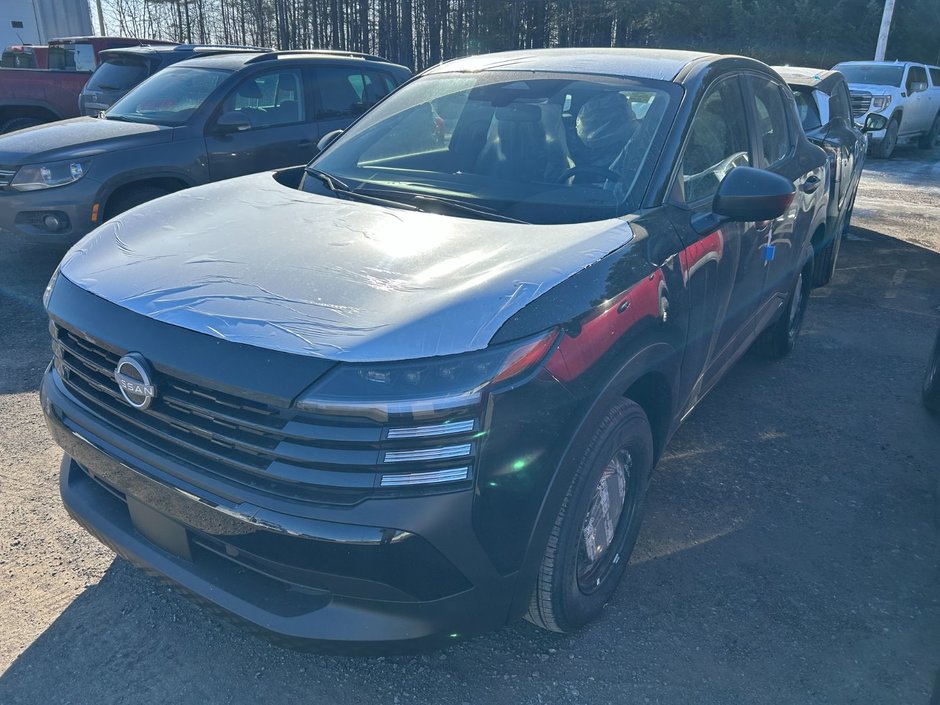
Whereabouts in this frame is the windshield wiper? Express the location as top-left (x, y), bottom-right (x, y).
top-left (359, 190), bottom-right (528, 224)
top-left (305, 168), bottom-right (419, 212)
top-left (411, 194), bottom-right (528, 224)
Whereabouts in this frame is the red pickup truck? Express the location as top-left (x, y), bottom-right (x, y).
top-left (0, 36), bottom-right (175, 133)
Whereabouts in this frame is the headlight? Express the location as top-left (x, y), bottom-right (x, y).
top-left (42, 264), bottom-right (60, 309)
top-left (10, 159), bottom-right (89, 191)
top-left (296, 329), bottom-right (559, 422)
top-left (870, 95), bottom-right (892, 112)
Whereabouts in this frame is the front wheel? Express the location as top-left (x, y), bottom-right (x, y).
top-left (872, 117), bottom-right (899, 159)
top-left (525, 399), bottom-right (654, 633)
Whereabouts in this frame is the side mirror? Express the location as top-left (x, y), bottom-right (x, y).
top-left (215, 111), bottom-right (251, 133)
top-left (712, 166), bottom-right (795, 222)
top-left (910, 81), bottom-right (928, 93)
top-left (861, 113), bottom-right (888, 132)
top-left (317, 129), bottom-right (343, 153)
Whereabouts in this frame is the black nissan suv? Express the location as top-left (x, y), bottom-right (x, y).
top-left (0, 49), bottom-right (410, 239)
top-left (41, 48), bottom-right (829, 651)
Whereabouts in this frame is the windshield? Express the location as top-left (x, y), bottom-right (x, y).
top-left (107, 66), bottom-right (229, 126)
top-left (87, 57), bottom-right (150, 92)
top-left (48, 42), bottom-right (96, 72)
top-left (305, 70), bottom-right (678, 224)
top-left (835, 63), bottom-right (904, 88)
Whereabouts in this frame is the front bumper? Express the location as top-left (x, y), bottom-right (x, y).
top-left (41, 367), bottom-right (522, 652)
top-left (0, 177), bottom-right (101, 238)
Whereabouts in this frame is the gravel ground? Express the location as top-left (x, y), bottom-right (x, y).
top-left (1, 145), bottom-right (938, 705)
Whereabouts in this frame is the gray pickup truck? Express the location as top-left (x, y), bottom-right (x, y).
top-left (834, 61), bottom-right (940, 158)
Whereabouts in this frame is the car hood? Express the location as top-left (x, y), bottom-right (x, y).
top-left (0, 117), bottom-right (172, 165)
top-left (845, 82), bottom-right (897, 94)
top-left (58, 172), bottom-right (635, 363)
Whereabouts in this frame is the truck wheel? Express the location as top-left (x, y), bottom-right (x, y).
top-left (525, 399), bottom-right (653, 633)
top-left (872, 117), bottom-right (899, 159)
top-left (105, 186), bottom-right (170, 220)
top-left (752, 265), bottom-right (811, 358)
top-left (1, 117), bottom-right (42, 133)
top-left (923, 327), bottom-right (940, 415)
top-left (918, 113), bottom-right (940, 149)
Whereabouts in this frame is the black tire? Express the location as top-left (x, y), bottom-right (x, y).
top-left (525, 399), bottom-right (654, 633)
top-left (923, 327), bottom-right (940, 415)
top-left (918, 113), bottom-right (940, 149)
top-left (1, 117), bottom-right (43, 133)
top-left (752, 265), bottom-right (811, 358)
top-left (812, 231), bottom-right (840, 288)
top-left (842, 192), bottom-right (856, 235)
top-left (105, 186), bottom-right (170, 220)
top-left (872, 117), bottom-right (899, 159)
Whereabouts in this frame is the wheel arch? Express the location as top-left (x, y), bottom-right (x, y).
top-left (100, 174), bottom-right (193, 220)
top-left (505, 341), bottom-right (681, 622)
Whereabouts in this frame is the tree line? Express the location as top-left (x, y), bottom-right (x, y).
top-left (98, 0), bottom-right (940, 71)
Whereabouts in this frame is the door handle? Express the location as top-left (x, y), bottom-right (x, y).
top-left (802, 175), bottom-right (821, 194)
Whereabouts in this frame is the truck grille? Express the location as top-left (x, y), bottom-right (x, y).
top-left (52, 324), bottom-right (478, 505)
top-left (850, 91), bottom-right (872, 118)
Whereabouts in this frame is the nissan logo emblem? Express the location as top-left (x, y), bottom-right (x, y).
top-left (114, 353), bottom-right (156, 410)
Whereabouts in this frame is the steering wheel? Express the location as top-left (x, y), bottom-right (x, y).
top-left (558, 165), bottom-right (623, 184)
top-left (709, 151), bottom-right (749, 181)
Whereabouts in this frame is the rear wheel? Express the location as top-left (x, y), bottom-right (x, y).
top-left (872, 117), bottom-right (899, 159)
top-left (812, 229), bottom-right (840, 288)
top-left (1, 117), bottom-right (42, 133)
top-left (525, 399), bottom-right (653, 633)
top-left (918, 113), bottom-right (940, 149)
top-left (923, 327), bottom-right (940, 415)
top-left (752, 266), bottom-right (811, 358)
top-left (105, 185), bottom-right (171, 220)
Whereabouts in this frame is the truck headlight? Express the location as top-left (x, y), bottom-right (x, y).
top-left (296, 329), bottom-right (559, 422)
top-left (870, 95), bottom-right (892, 112)
top-left (10, 160), bottom-right (89, 191)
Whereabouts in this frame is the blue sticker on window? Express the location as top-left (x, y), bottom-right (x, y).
top-left (764, 244), bottom-right (776, 262)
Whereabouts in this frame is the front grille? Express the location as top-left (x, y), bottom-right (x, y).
top-left (53, 324), bottom-right (478, 505)
top-left (0, 168), bottom-right (16, 188)
top-left (850, 91), bottom-right (872, 118)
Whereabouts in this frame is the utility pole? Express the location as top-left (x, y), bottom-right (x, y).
top-left (95, 0), bottom-right (107, 35)
top-left (874, 0), bottom-right (896, 61)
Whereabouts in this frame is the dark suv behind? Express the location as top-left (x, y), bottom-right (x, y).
top-left (0, 50), bottom-right (410, 238)
top-left (79, 44), bottom-right (271, 117)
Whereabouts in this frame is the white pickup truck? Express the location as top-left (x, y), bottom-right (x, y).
top-left (833, 61), bottom-right (940, 158)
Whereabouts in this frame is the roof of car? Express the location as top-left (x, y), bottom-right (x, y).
top-left (99, 44), bottom-right (270, 59)
top-left (179, 49), bottom-right (399, 70)
top-left (773, 66), bottom-right (844, 91)
top-left (424, 48), bottom-right (716, 81)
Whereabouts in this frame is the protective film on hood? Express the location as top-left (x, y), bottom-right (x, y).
top-left (59, 172), bottom-right (635, 362)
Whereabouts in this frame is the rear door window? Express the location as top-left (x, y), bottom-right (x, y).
top-left (930, 68), bottom-right (940, 87)
top-left (829, 83), bottom-right (852, 124)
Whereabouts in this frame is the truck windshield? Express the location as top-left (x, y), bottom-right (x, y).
top-left (306, 70), bottom-right (678, 225)
top-left (835, 64), bottom-right (904, 88)
top-left (107, 66), bottom-right (229, 126)
top-left (48, 43), bottom-right (96, 72)
top-left (87, 57), bottom-right (150, 91)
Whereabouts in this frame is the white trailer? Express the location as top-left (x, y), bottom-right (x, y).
top-left (0, 0), bottom-right (93, 48)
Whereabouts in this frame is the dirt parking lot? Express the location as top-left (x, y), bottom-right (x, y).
top-left (1, 146), bottom-right (938, 705)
